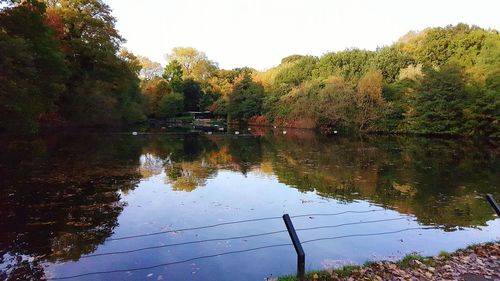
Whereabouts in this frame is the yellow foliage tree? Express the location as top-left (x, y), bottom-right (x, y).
top-left (355, 70), bottom-right (386, 131)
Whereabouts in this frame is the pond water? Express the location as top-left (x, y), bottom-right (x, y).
top-left (1, 128), bottom-right (499, 281)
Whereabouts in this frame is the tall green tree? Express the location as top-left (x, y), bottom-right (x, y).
top-left (45, 0), bottom-right (145, 126)
top-left (158, 92), bottom-right (184, 118)
top-left (372, 46), bottom-right (415, 83)
top-left (313, 49), bottom-right (375, 81)
top-left (163, 60), bottom-right (184, 93)
top-left (273, 55), bottom-right (318, 94)
top-left (0, 0), bottom-right (67, 132)
top-left (406, 65), bottom-right (467, 135)
top-left (182, 79), bottom-right (203, 112)
top-left (227, 73), bottom-right (264, 121)
top-left (414, 24), bottom-right (496, 67)
top-left (463, 71), bottom-right (500, 137)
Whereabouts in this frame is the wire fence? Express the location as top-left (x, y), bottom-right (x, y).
top-left (82, 217), bottom-right (406, 259)
top-left (106, 209), bottom-right (386, 241)
top-left (46, 209), bottom-right (436, 280)
top-left (47, 243), bottom-right (294, 280)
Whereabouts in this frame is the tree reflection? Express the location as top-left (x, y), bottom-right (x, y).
top-left (1, 130), bottom-right (498, 279)
top-left (165, 161), bottom-right (217, 192)
top-left (260, 131), bottom-right (499, 230)
top-left (138, 130), bottom-right (499, 231)
top-left (0, 133), bottom-right (145, 280)
top-left (140, 135), bottom-right (264, 191)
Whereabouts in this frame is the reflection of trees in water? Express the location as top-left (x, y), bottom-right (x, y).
top-left (372, 137), bottom-right (500, 230)
top-left (141, 135), bottom-right (264, 191)
top-left (141, 135), bottom-right (222, 191)
top-left (141, 131), bottom-right (499, 230)
top-left (0, 134), bottom-right (145, 280)
top-left (0, 255), bottom-right (45, 281)
top-left (227, 136), bottom-right (263, 174)
top-left (139, 153), bottom-right (165, 178)
top-left (1, 131), bottom-right (498, 279)
top-left (261, 132), bottom-right (500, 229)
top-left (140, 131), bottom-right (499, 230)
top-left (261, 132), bottom-right (381, 200)
top-left (165, 161), bottom-right (217, 192)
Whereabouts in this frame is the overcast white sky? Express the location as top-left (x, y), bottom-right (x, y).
top-left (105, 0), bottom-right (500, 70)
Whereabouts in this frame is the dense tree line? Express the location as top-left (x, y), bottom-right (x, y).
top-left (1, 0), bottom-right (499, 137)
top-left (0, 0), bottom-right (147, 132)
top-left (254, 24), bottom-right (500, 137)
top-left (0, 0), bottom-right (262, 131)
top-left (130, 25), bottom-right (500, 138)
top-left (140, 47), bottom-right (258, 120)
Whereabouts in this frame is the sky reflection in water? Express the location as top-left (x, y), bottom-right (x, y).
top-left (0, 129), bottom-right (499, 281)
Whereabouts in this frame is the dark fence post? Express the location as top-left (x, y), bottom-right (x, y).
top-left (486, 194), bottom-right (500, 216)
top-left (283, 214), bottom-right (305, 281)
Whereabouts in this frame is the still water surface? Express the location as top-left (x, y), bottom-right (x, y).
top-left (1, 128), bottom-right (499, 280)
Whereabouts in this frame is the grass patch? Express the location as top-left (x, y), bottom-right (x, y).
top-left (277, 242), bottom-right (498, 280)
top-left (395, 254), bottom-right (425, 267)
top-left (276, 266), bottom-right (359, 281)
top-left (439, 251), bottom-right (451, 259)
top-left (334, 265), bottom-right (360, 277)
top-left (362, 261), bottom-right (378, 267)
top-left (277, 275), bottom-right (296, 281)
top-left (277, 255), bottom-right (437, 280)
top-left (395, 254), bottom-right (436, 268)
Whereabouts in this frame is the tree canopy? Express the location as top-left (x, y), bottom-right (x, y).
top-left (165, 47), bottom-right (217, 82)
top-left (254, 24), bottom-right (500, 136)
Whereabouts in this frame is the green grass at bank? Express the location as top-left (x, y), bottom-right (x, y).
top-left (277, 254), bottom-right (434, 281)
top-left (277, 242), bottom-right (497, 281)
